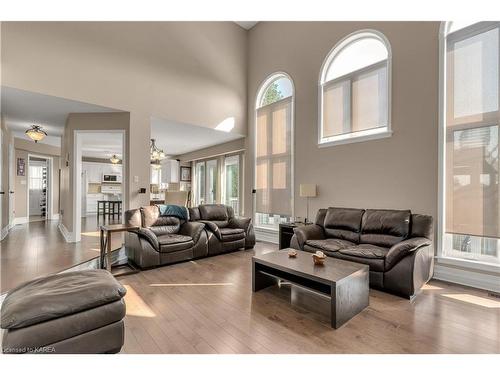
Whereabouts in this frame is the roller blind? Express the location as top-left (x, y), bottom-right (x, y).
top-left (445, 23), bottom-right (500, 239)
top-left (322, 64), bottom-right (388, 138)
top-left (255, 97), bottom-right (292, 216)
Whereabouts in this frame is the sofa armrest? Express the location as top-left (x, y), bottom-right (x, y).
top-left (179, 221), bottom-right (205, 243)
top-left (229, 216), bottom-right (251, 231)
top-left (199, 220), bottom-right (221, 240)
top-left (293, 224), bottom-right (325, 250)
top-left (385, 237), bottom-right (432, 270)
top-left (132, 227), bottom-right (159, 250)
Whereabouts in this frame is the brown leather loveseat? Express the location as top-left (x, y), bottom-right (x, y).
top-left (290, 207), bottom-right (434, 299)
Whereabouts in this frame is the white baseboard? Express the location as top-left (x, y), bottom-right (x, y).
top-left (255, 227), bottom-right (279, 244)
top-left (1, 224), bottom-right (11, 241)
top-left (433, 263), bottom-right (500, 293)
top-left (13, 217), bottom-right (28, 225)
top-left (51, 213), bottom-right (60, 221)
top-left (58, 222), bottom-right (77, 243)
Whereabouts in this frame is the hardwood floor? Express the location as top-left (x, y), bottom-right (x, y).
top-left (118, 242), bottom-right (500, 354)
top-left (0, 215), bottom-right (123, 293)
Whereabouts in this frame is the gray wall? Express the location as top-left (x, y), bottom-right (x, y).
top-left (245, 21), bottom-right (440, 223)
top-left (2, 22), bottom-right (248, 211)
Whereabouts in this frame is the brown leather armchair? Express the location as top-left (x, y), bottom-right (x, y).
top-left (189, 204), bottom-right (256, 255)
top-left (291, 207), bottom-right (434, 299)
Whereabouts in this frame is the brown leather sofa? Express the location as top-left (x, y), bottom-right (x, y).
top-left (125, 205), bottom-right (208, 268)
top-left (290, 207), bottom-right (434, 299)
top-left (125, 204), bottom-right (255, 268)
top-left (189, 204), bottom-right (256, 255)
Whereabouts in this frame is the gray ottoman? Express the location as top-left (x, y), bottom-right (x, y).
top-left (1, 269), bottom-right (126, 354)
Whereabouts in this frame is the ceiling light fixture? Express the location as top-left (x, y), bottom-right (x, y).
top-left (110, 154), bottom-right (121, 164)
top-left (150, 138), bottom-right (165, 163)
top-left (25, 125), bottom-right (47, 143)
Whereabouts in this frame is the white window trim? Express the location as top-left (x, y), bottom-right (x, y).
top-left (438, 21), bottom-right (500, 273)
top-left (318, 29), bottom-right (392, 147)
top-left (254, 71), bottom-right (295, 226)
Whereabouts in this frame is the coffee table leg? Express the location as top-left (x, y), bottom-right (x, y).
top-left (252, 261), bottom-right (277, 292)
top-left (331, 268), bottom-right (369, 328)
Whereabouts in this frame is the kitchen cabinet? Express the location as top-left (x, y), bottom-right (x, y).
top-left (161, 159), bottom-right (179, 183)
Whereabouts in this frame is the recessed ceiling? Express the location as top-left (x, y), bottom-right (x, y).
top-left (1, 86), bottom-right (122, 143)
top-left (151, 116), bottom-right (244, 157)
top-left (80, 132), bottom-right (123, 159)
top-left (234, 21), bottom-right (258, 30)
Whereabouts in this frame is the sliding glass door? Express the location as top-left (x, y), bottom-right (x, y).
top-left (195, 159), bottom-right (218, 205)
top-left (223, 155), bottom-right (240, 215)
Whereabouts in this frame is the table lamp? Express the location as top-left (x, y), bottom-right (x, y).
top-left (299, 184), bottom-right (317, 223)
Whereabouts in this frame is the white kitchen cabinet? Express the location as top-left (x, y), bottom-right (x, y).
top-left (86, 193), bottom-right (104, 213)
top-left (161, 159), bottom-right (179, 183)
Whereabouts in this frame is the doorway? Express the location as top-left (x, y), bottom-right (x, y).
top-left (27, 155), bottom-right (53, 222)
top-left (74, 130), bottom-right (126, 243)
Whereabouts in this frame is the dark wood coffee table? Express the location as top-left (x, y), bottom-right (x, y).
top-left (252, 249), bottom-right (369, 328)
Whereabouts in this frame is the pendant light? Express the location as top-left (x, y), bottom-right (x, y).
top-left (25, 125), bottom-right (47, 143)
top-left (109, 154), bottom-right (121, 164)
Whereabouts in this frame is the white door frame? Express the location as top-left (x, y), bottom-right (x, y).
top-left (74, 129), bottom-right (126, 242)
top-left (27, 154), bottom-right (54, 221)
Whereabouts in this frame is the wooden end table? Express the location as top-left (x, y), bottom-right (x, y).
top-left (100, 224), bottom-right (140, 276)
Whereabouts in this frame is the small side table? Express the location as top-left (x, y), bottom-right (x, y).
top-left (279, 222), bottom-right (312, 250)
top-left (100, 224), bottom-right (140, 276)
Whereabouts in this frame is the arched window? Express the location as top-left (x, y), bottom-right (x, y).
top-left (439, 21), bottom-right (500, 266)
top-left (254, 73), bottom-right (294, 229)
top-left (319, 30), bottom-right (392, 146)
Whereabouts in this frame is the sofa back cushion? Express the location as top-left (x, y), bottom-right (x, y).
top-left (322, 207), bottom-right (365, 243)
top-left (125, 208), bottom-right (142, 227)
top-left (189, 207), bottom-right (201, 221)
top-left (360, 209), bottom-right (411, 247)
top-left (149, 216), bottom-right (182, 236)
top-left (141, 205), bottom-right (182, 235)
top-left (141, 205), bottom-right (160, 227)
top-left (198, 204), bottom-right (231, 227)
top-left (410, 214), bottom-right (433, 239)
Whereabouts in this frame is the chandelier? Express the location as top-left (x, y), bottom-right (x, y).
top-left (25, 125), bottom-right (47, 143)
top-left (150, 139), bottom-right (165, 162)
top-left (109, 154), bottom-right (121, 164)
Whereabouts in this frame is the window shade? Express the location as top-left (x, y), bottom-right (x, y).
top-left (255, 97), bottom-right (292, 217)
top-left (445, 23), bottom-right (500, 239)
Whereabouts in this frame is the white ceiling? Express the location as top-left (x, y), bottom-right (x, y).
top-left (80, 132), bottom-right (123, 159)
top-left (151, 116), bottom-right (244, 156)
top-left (1, 86), bottom-right (121, 143)
top-left (234, 21), bottom-right (258, 30)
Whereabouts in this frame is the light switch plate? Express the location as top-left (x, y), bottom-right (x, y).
top-left (133, 176), bottom-right (139, 183)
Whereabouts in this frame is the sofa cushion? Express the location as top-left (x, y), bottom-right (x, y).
top-left (360, 209), bottom-right (411, 247)
top-left (331, 248), bottom-right (387, 272)
top-left (1, 270), bottom-right (126, 330)
top-left (199, 204), bottom-right (228, 221)
top-left (410, 214), bottom-right (433, 239)
top-left (219, 227), bottom-right (245, 242)
top-left (149, 216), bottom-right (182, 236)
top-left (304, 238), bottom-right (354, 254)
top-left (141, 205), bottom-right (160, 227)
top-left (339, 244), bottom-right (389, 259)
top-left (322, 207), bottom-right (365, 243)
top-left (158, 234), bottom-right (194, 253)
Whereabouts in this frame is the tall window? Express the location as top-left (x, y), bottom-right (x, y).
top-left (319, 30), bottom-right (391, 146)
top-left (255, 73), bottom-right (294, 229)
top-left (223, 155), bottom-right (240, 215)
top-left (441, 22), bottom-right (500, 266)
